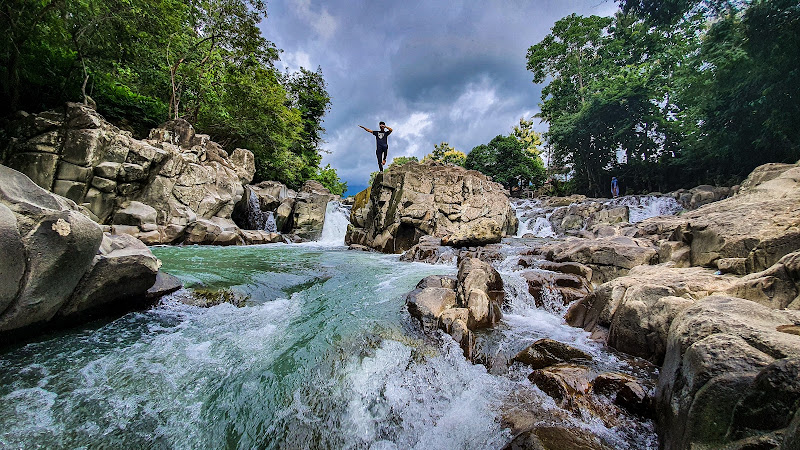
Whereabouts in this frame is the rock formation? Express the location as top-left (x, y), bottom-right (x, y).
top-left (346, 161), bottom-right (517, 253)
top-left (540, 161), bottom-right (800, 448)
top-left (406, 255), bottom-right (505, 359)
top-left (657, 296), bottom-right (800, 449)
top-left (2, 103), bottom-right (252, 244)
top-left (404, 161), bottom-right (800, 448)
top-left (2, 103), bottom-right (337, 245)
top-left (231, 179), bottom-right (337, 242)
top-left (0, 164), bottom-right (165, 339)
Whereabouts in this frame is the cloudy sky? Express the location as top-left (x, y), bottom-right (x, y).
top-left (260, 0), bottom-right (618, 194)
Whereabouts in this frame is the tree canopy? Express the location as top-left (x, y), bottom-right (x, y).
top-left (1, 0), bottom-right (345, 193)
top-left (527, 0), bottom-right (799, 196)
top-left (423, 142), bottom-right (467, 166)
top-left (465, 134), bottom-right (546, 190)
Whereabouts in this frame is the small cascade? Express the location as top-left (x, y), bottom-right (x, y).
top-left (318, 201), bottom-right (351, 245)
top-left (513, 199), bottom-right (556, 238)
top-left (611, 195), bottom-right (683, 223)
top-left (243, 189), bottom-right (275, 231)
top-left (264, 211), bottom-right (277, 233)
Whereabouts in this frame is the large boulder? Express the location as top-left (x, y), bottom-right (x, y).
top-left (405, 258), bottom-right (505, 360)
top-left (58, 233), bottom-right (160, 319)
top-left (637, 162), bottom-right (800, 275)
top-left (345, 161), bottom-right (517, 253)
top-left (289, 181), bottom-right (335, 241)
top-left (657, 296), bottom-right (800, 449)
top-left (565, 265), bottom-right (739, 363)
top-left (0, 164), bottom-right (160, 337)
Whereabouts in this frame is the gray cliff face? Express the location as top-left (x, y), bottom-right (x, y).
top-left (346, 161), bottom-right (517, 253)
top-left (2, 103), bottom-right (255, 245)
top-left (0, 164), bottom-right (160, 338)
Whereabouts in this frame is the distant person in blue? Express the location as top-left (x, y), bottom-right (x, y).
top-left (611, 176), bottom-right (620, 198)
top-left (359, 122), bottom-right (393, 171)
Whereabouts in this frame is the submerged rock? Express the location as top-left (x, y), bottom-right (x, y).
top-left (345, 161), bottom-right (517, 253)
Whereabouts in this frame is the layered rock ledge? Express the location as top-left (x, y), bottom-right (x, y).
top-left (2, 103), bottom-right (337, 245)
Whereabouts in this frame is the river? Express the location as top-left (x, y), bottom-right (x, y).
top-left (0, 201), bottom-right (659, 449)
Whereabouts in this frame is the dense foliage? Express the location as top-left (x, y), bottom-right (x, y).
top-left (423, 142), bottom-right (467, 166)
top-left (465, 135), bottom-right (547, 190)
top-left (528, 0), bottom-right (799, 196)
top-left (0, 0), bottom-right (345, 192)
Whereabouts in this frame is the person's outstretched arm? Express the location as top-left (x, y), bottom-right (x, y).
top-left (359, 125), bottom-right (373, 133)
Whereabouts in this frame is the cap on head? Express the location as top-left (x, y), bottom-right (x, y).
top-left (379, 121), bottom-right (385, 126)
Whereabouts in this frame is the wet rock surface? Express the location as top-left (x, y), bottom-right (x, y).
top-left (406, 257), bottom-right (505, 360)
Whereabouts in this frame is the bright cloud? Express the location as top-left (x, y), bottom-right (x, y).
top-left (291, 0), bottom-right (339, 40)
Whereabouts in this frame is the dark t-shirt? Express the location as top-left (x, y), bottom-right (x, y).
top-left (372, 129), bottom-right (391, 149)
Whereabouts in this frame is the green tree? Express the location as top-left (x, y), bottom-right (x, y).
top-left (312, 164), bottom-right (347, 196)
top-left (464, 135), bottom-right (546, 190)
top-left (511, 117), bottom-right (546, 162)
top-left (1, 0), bottom-right (339, 191)
top-left (285, 67), bottom-right (332, 182)
top-left (679, 0), bottom-right (800, 180)
top-left (423, 142), bottom-right (467, 166)
top-left (527, 11), bottom-right (706, 195)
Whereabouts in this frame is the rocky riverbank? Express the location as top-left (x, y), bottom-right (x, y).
top-left (0, 104), bottom-right (343, 340)
top-left (378, 161), bottom-right (800, 449)
top-left (1, 103), bottom-right (338, 246)
top-left (0, 164), bottom-right (181, 342)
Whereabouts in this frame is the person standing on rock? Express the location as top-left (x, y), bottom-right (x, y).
top-left (359, 122), bottom-right (393, 171)
top-left (611, 176), bottom-right (620, 198)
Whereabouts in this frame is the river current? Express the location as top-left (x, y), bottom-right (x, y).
top-left (1, 202), bottom-right (659, 449)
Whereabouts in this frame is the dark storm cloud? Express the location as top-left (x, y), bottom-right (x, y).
top-left (261, 0), bottom-right (617, 193)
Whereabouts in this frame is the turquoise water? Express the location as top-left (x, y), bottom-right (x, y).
top-left (1, 241), bottom-right (658, 449)
top-left (0, 244), bottom-right (516, 449)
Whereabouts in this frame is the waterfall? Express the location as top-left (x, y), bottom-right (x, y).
top-left (244, 189), bottom-right (278, 231)
top-left (513, 199), bottom-right (556, 238)
top-left (264, 211), bottom-right (277, 233)
top-left (318, 201), bottom-right (351, 245)
top-left (611, 195), bottom-right (683, 223)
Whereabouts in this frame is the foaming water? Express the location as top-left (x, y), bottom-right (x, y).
top-left (490, 254), bottom-right (658, 449)
top-left (318, 201), bottom-right (351, 246)
top-left (611, 195), bottom-right (683, 223)
top-left (513, 195), bottom-right (683, 238)
top-left (1, 244), bottom-right (656, 449)
top-left (0, 246), bottom-right (516, 449)
top-left (514, 199), bottom-right (556, 238)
